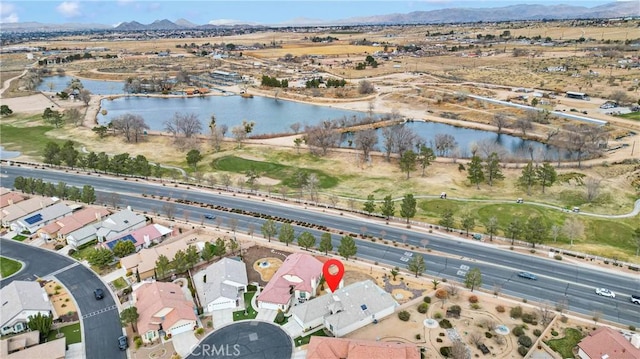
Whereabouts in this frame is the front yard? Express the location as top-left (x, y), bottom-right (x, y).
top-left (232, 292), bottom-right (258, 321)
top-left (0, 256), bottom-right (22, 277)
top-left (48, 323), bottom-right (82, 345)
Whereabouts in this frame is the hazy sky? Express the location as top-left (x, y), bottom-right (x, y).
top-left (0, 0), bottom-right (624, 25)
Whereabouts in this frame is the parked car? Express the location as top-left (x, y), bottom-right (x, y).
top-left (517, 272), bottom-right (538, 280)
top-left (595, 288), bottom-right (615, 298)
top-left (204, 214), bottom-right (216, 220)
top-left (631, 294), bottom-right (640, 305)
top-left (118, 335), bottom-right (128, 350)
top-left (94, 288), bottom-right (104, 300)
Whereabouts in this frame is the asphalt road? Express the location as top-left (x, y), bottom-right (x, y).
top-left (2, 165), bottom-right (639, 328)
top-left (0, 239), bottom-right (126, 359)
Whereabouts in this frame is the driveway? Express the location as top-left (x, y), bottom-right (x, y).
top-left (172, 331), bottom-right (199, 358)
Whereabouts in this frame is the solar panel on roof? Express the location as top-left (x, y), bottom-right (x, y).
top-left (106, 235), bottom-right (136, 249)
top-left (24, 214), bottom-right (43, 225)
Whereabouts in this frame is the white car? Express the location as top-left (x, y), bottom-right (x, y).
top-left (595, 288), bottom-right (615, 298)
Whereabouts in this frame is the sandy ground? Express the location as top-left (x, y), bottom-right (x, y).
top-left (43, 280), bottom-right (77, 319)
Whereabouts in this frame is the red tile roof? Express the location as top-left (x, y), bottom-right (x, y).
top-left (257, 253), bottom-right (322, 305)
top-left (40, 207), bottom-right (110, 236)
top-left (578, 327), bottom-right (640, 359)
top-left (307, 337), bottom-right (420, 359)
top-left (134, 282), bottom-right (196, 335)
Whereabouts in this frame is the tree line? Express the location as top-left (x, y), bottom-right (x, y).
top-left (13, 176), bottom-right (96, 204)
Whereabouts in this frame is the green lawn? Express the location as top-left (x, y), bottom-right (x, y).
top-left (211, 156), bottom-right (339, 189)
top-left (11, 235), bottom-right (27, 242)
top-left (0, 257), bottom-right (22, 277)
top-left (616, 112), bottom-right (640, 121)
top-left (111, 277), bottom-right (128, 290)
top-left (545, 328), bottom-right (584, 358)
top-left (294, 328), bottom-right (328, 347)
top-left (47, 323), bottom-right (82, 345)
top-left (233, 292), bottom-right (258, 321)
top-left (0, 119), bottom-right (65, 157)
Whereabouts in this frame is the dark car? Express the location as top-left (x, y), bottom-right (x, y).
top-left (204, 214), bottom-right (216, 220)
top-left (517, 272), bottom-right (538, 280)
top-left (94, 288), bottom-right (104, 300)
top-left (118, 335), bottom-right (128, 350)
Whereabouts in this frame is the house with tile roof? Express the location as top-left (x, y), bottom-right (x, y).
top-left (37, 206), bottom-right (110, 241)
top-left (66, 208), bottom-right (147, 248)
top-left (577, 326), bottom-right (640, 359)
top-left (0, 331), bottom-right (66, 359)
top-left (0, 281), bottom-right (54, 335)
top-left (193, 257), bottom-right (248, 312)
top-left (133, 281), bottom-right (197, 344)
top-left (102, 223), bottom-right (172, 252)
top-left (10, 202), bottom-right (73, 234)
top-left (1, 197), bottom-right (56, 227)
top-left (306, 336), bottom-right (420, 359)
top-left (0, 190), bottom-right (25, 209)
top-left (120, 238), bottom-right (198, 280)
top-left (292, 280), bottom-right (398, 338)
top-left (256, 253), bottom-right (323, 312)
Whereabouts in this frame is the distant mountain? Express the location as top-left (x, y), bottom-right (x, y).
top-left (146, 19), bottom-right (183, 30)
top-left (175, 18), bottom-right (198, 28)
top-left (113, 21), bottom-right (147, 31)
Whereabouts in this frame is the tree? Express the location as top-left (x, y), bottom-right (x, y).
top-left (78, 89), bottom-right (92, 106)
top-left (518, 161), bottom-right (537, 195)
top-left (460, 211), bottom-right (475, 236)
top-left (338, 235), bottom-right (357, 260)
top-left (380, 195), bottom-right (395, 221)
top-left (407, 255), bottom-right (426, 278)
top-left (399, 194), bottom-right (416, 226)
top-left (390, 266), bottom-right (400, 280)
top-left (120, 306), bottom-right (140, 333)
top-left (363, 194), bottom-right (376, 215)
top-left (60, 140), bottom-right (79, 168)
top-left (0, 104), bottom-right (13, 116)
top-left (515, 117), bottom-right (532, 136)
top-left (28, 313), bottom-right (53, 341)
top-left (354, 129), bottom-right (378, 164)
top-left (43, 141), bottom-right (61, 166)
top-left (439, 209), bottom-right (455, 231)
top-left (493, 113), bottom-right (508, 134)
top-left (155, 254), bottom-right (171, 279)
top-left (434, 133), bottom-right (457, 156)
top-left (319, 232), bottom-right (333, 255)
top-left (87, 248), bottom-right (114, 268)
top-left (261, 219), bottom-right (277, 242)
top-left (245, 167), bottom-right (261, 193)
top-left (506, 219), bottom-right (523, 245)
top-left (465, 268), bottom-right (482, 292)
top-left (297, 231), bottom-right (316, 250)
top-left (43, 108), bottom-right (64, 128)
top-left (65, 108), bottom-right (83, 126)
top-left (466, 155), bottom-right (484, 189)
top-left (111, 113), bottom-right (150, 143)
top-left (484, 152), bottom-right (503, 186)
top-left (418, 145), bottom-right (436, 177)
top-left (399, 150), bottom-right (417, 179)
top-left (278, 223), bottom-right (294, 246)
top-left (562, 218), bottom-right (585, 246)
top-left (584, 177), bottom-right (602, 202)
top-left (536, 162), bottom-right (557, 194)
top-left (524, 216), bottom-right (548, 248)
top-left (165, 112), bottom-right (203, 138)
top-left (113, 240), bottom-right (136, 258)
top-left (358, 80), bottom-right (375, 94)
top-left (484, 216), bottom-right (499, 241)
top-left (173, 249), bottom-right (189, 273)
top-left (186, 149), bottom-right (203, 169)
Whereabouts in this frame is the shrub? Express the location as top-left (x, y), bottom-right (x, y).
top-left (440, 347), bottom-right (452, 357)
top-left (471, 303), bottom-right (481, 310)
top-left (415, 333), bottom-right (421, 340)
top-left (423, 296), bottom-right (431, 303)
top-left (468, 295), bottom-right (478, 303)
top-left (518, 335), bottom-right (533, 348)
top-left (398, 310), bottom-right (411, 321)
top-left (517, 346), bottom-right (529, 357)
top-left (207, 321), bottom-right (213, 328)
top-left (195, 328), bottom-right (205, 335)
top-left (485, 332), bottom-right (493, 339)
top-left (522, 312), bottom-right (537, 324)
top-left (533, 329), bottom-right (542, 336)
top-left (435, 288), bottom-right (449, 299)
top-left (55, 285), bottom-right (62, 290)
top-left (55, 244), bottom-right (64, 250)
top-left (448, 305), bottom-right (461, 316)
top-left (551, 329), bottom-right (559, 336)
top-left (629, 325), bottom-right (636, 331)
top-left (439, 319), bottom-right (453, 329)
top-left (418, 303), bottom-right (429, 314)
top-left (554, 254), bottom-right (562, 260)
top-left (134, 337), bottom-right (143, 349)
top-left (559, 316), bottom-right (568, 323)
top-left (275, 310), bottom-right (285, 324)
top-left (67, 249), bottom-right (76, 256)
top-left (512, 325), bottom-right (525, 337)
top-left (495, 305), bottom-right (505, 313)
top-left (510, 306), bottom-right (523, 319)
top-left (434, 312), bottom-right (443, 319)
top-left (436, 338), bottom-right (443, 343)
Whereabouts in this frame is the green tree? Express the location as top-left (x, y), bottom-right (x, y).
top-left (81, 185), bottom-right (96, 204)
top-left (261, 219), bottom-right (278, 242)
top-left (380, 195), bottom-right (395, 220)
top-left (297, 231), bottom-right (316, 250)
top-left (43, 141), bottom-right (61, 166)
top-left (484, 152), bottom-right (504, 186)
top-left (214, 238), bottom-right (227, 257)
top-left (439, 209), bottom-right (455, 231)
top-left (27, 312), bottom-right (53, 341)
top-left (96, 152), bottom-right (110, 173)
top-left (186, 149), bottom-right (203, 170)
top-left (464, 268), bottom-right (482, 292)
top-left (92, 125), bottom-right (108, 138)
top-left (524, 216), bottom-right (548, 248)
top-left (399, 150), bottom-right (417, 179)
top-left (418, 145), bottom-right (436, 177)
top-left (407, 255), bottom-right (426, 278)
top-left (87, 248), bottom-right (114, 268)
top-left (201, 242), bottom-right (216, 262)
top-left (390, 266), bottom-right (400, 280)
top-left (278, 223), bottom-right (294, 246)
top-left (338, 235), bottom-right (357, 260)
top-left (400, 194), bottom-right (416, 225)
top-left (109, 153), bottom-right (130, 175)
top-left (519, 161), bottom-right (537, 195)
top-left (173, 249), bottom-right (189, 273)
top-left (133, 155), bottom-right (151, 178)
top-left (536, 162), bottom-right (557, 194)
top-left (60, 140), bottom-right (79, 168)
top-left (460, 211), bottom-right (475, 236)
top-left (43, 108), bottom-right (64, 128)
top-left (467, 155), bottom-right (485, 189)
top-left (506, 218), bottom-right (523, 245)
top-left (155, 254), bottom-right (171, 279)
top-left (363, 194), bottom-right (376, 215)
top-left (484, 216), bottom-right (499, 241)
top-left (67, 186), bottom-right (81, 201)
top-left (245, 167), bottom-right (261, 192)
top-left (120, 306), bottom-right (140, 333)
top-left (0, 104), bottom-right (13, 116)
top-left (319, 232), bottom-right (333, 255)
top-left (113, 240), bottom-right (136, 258)
top-left (185, 245), bottom-right (200, 268)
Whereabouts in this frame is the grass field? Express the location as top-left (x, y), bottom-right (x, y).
top-left (294, 328), bottom-right (328, 347)
top-left (111, 277), bottom-right (128, 290)
top-left (0, 116), bottom-right (65, 157)
top-left (0, 256), bottom-right (22, 277)
top-left (617, 112), bottom-right (640, 121)
top-left (545, 328), bottom-right (584, 359)
top-left (47, 323), bottom-right (82, 345)
top-left (233, 292), bottom-right (258, 321)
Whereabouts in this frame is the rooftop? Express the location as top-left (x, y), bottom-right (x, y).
top-left (578, 327), bottom-right (640, 359)
top-left (257, 253), bottom-right (322, 305)
top-left (134, 281), bottom-right (197, 335)
top-left (0, 281), bottom-right (53, 328)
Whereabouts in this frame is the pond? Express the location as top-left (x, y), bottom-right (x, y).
top-left (38, 75), bottom-right (125, 95)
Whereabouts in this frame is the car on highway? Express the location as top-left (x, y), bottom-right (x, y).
top-left (595, 288), bottom-right (615, 298)
top-left (517, 271), bottom-right (538, 280)
top-left (94, 288), bottom-right (104, 300)
top-left (118, 336), bottom-right (128, 350)
top-left (631, 294), bottom-right (640, 305)
top-left (204, 214), bottom-right (216, 220)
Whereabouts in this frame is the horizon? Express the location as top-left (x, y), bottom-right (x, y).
top-left (0, 0), bottom-right (629, 26)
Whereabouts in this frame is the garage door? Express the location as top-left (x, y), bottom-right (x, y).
top-left (170, 322), bottom-right (193, 336)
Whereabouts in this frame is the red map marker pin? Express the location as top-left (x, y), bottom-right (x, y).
top-left (322, 259), bottom-right (344, 292)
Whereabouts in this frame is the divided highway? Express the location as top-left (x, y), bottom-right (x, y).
top-left (1, 165), bottom-right (639, 328)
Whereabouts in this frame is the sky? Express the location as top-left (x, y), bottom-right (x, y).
top-left (0, 0), bottom-right (626, 26)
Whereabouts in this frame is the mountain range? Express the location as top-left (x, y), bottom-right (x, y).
top-left (2, 2), bottom-right (637, 32)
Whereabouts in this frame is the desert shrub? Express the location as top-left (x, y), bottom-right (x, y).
top-left (275, 310), bottom-right (285, 324)
top-left (522, 312), bottom-right (537, 324)
top-left (468, 295), bottom-right (478, 303)
top-left (510, 306), bottom-right (523, 319)
top-left (439, 319), bottom-right (453, 329)
top-left (415, 333), bottom-right (421, 340)
top-left (418, 302), bottom-right (429, 313)
top-left (423, 296), bottom-right (431, 303)
top-left (440, 347), bottom-right (452, 357)
top-left (554, 254), bottom-right (562, 260)
top-left (68, 249), bottom-right (76, 256)
top-left (551, 329), bottom-right (558, 336)
top-left (471, 303), bottom-right (481, 310)
top-left (448, 305), bottom-right (461, 316)
top-left (517, 346), bottom-right (529, 357)
top-left (485, 332), bottom-right (493, 339)
top-left (398, 310), bottom-right (411, 321)
top-left (434, 312), bottom-right (443, 319)
top-left (512, 325), bottom-right (525, 337)
top-left (559, 316), bottom-right (568, 323)
top-left (55, 244), bottom-right (64, 250)
top-left (518, 335), bottom-right (533, 348)
top-left (533, 329), bottom-right (542, 336)
top-left (435, 288), bottom-right (449, 299)
top-left (134, 337), bottom-right (143, 349)
top-left (495, 305), bottom-right (505, 313)
top-left (629, 325), bottom-right (636, 331)
top-left (195, 328), bottom-right (205, 335)
top-left (436, 338), bottom-right (443, 343)
top-left (207, 320), bottom-right (213, 328)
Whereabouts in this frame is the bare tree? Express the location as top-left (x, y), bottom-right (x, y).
top-left (162, 202), bottom-right (176, 219)
top-left (434, 133), bottom-right (457, 156)
top-left (165, 112), bottom-right (203, 139)
top-left (493, 113), bottom-right (508, 134)
top-left (220, 173), bottom-right (231, 190)
top-left (446, 281), bottom-right (460, 297)
top-left (290, 122), bottom-right (301, 134)
top-left (555, 298), bottom-right (568, 314)
top-left (538, 302), bottom-right (555, 326)
top-left (451, 341), bottom-right (467, 359)
top-left (65, 108), bottom-right (83, 126)
top-left (183, 209), bottom-right (190, 223)
top-left (476, 139), bottom-right (507, 160)
top-left (468, 332), bottom-right (484, 346)
top-left (550, 224), bottom-right (562, 242)
top-left (584, 177), bottom-right (602, 202)
top-left (304, 173), bottom-right (320, 202)
top-left (228, 218), bottom-right (238, 234)
top-left (482, 319), bottom-right (497, 331)
top-left (111, 113), bottom-right (150, 143)
top-left (394, 125), bottom-right (420, 156)
top-left (562, 218), bottom-right (585, 246)
top-left (354, 129), bottom-right (378, 164)
top-left (305, 121), bottom-right (340, 155)
top-left (358, 80), bottom-right (375, 94)
top-left (381, 127), bottom-right (395, 161)
top-left (78, 89), bottom-right (92, 106)
top-left (515, 117), bottom-right (533, 136)
top-left (609, 90), bottom-right (632, 105)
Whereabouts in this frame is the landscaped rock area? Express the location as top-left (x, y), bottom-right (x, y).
top-left (43, 280), bottom-right (77, 319)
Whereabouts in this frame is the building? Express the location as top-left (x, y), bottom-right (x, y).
top-left (38, 207), bottom-right (111, 241)
top-left (577, 326), bottom-right (640, 359)
top-left (256, 253), bottom-right (323, 312)
top-left (194, 258), bottom-right (248, 312)
top-left (66, 208), bottom-right (146, 248)
top-left (120, 238), bottom-right (196, 280)
top-left (209, 70), bottom-right (242, 86)
top-left (0, 331), bottom-right (66, 359)
top-left (291, 280), bottom-right (398, 337)
top-left (0, 190), bottom-right (25, 209)
top-left (133, 281), bottom-right (197, 343)
top-left (102, 223), bottom-right (172, 252)
top-left (0, 281), bottom-right (54, 335)
top-left (10, 202), bottom-right (72, 234)
top-left (306, 337), bottom-right (420, 359)
top-left (1, 197), bottom-right (56, 227)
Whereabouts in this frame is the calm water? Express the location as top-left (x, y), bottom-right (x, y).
top-left (38, 75), bottom-right (125, 95)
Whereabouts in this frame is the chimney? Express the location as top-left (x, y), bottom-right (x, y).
top-left (8, 199), bottom-right (13, 206)
top-left (95, 211), bottom-right (102, 221)
top-left (144, 234), bottom-right (150, 245)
